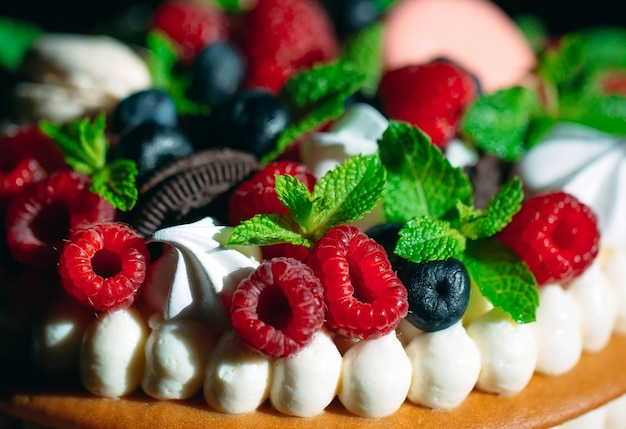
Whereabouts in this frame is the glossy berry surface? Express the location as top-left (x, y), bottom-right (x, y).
top-left (113, 122), bottom-right (194, 183)
top-left (58, 222), bottom-right (149, 312)
top-left (498, 191), bottom-right (600, 285)
top-left (0, 127), bottom-right (66, 211)
top-left (228, 160), bottom-right (316, 225)
top-left (229, 257), bottom-right (325, 358)
top-left (377, 59), bottom-right (479, 149)
top-left (110, 89), bottom-right (178, 133)
top-left (208, 90), bottom-right (291, 158)
top-left (307, 225), bottom-right (408, 339)
top-left (321, 0), bottom-right (379, 40)
top-left (189, 41), bottom-right (246, 106)
top-left (151, 0), bottom-right (228, 63)
top-left (236, 0), bottom-right (339, 92)
top-left (397, 258), bottom-right (471, 332)
top-left (5, 171), bottom-right (115, 270)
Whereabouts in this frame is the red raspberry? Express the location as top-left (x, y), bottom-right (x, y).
top-left (152, 1), bottom-right (228, 63)
top-left (5, 171), bottom-right (115, 270)
top-left (236, 0), bottom-right (339, 93)
top-left (229, 257), bottom-right (325, 358)
top-left (307, 225), bottom-right (408, 339)
top-left (498, 191), bottom-right (600, 285)
top-left (228, 160), bottom-right (316, 225)
top-left (0, 126), bottom-right (66, 211)
top-left (58, 222), bottom-right (149, 312)
top-left (377, 60), bottom-right (479, 149)
top-left (599, 70), bottom-right (626, 96)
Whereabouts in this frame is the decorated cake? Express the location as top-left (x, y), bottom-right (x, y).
top-left (1, 0), bottom-right (626, 428)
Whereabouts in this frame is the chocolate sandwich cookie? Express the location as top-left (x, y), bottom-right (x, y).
top-left (126, 148), bottom-right (260, 238)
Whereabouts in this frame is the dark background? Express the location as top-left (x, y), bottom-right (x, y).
top-left (0, 0), bottom-right (624, 36)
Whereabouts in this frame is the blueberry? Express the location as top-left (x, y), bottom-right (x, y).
top-left (188, 41), bottom-right (245, 106)
top-left (204, 89), bottom-right (291, 158)
top-left (113, 122), bottom-right (194, 183)
top-left (111, 88), bottom-right (178, 133)
top-left (397, 258), bottom-right (471, 332)
top-left (365, 222), bottom-right (406, 271)
top-left (322, 0), bottom-right (379, 40)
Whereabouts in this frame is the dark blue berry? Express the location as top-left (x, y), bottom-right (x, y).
top-left (113, 122), bottom-right (194, 183)
top-left (188, 41), bottom-right (245, 106)
top-left (322, 0), bottom-right (379, 40)
top-left (397, 258), bottom-right (471, 332)
top-left (365, 222), bottom-right (406, 271)
top-left (204, 89), bottom-right (291, 158)
top-left (110, 88), bottom-right (178, 133)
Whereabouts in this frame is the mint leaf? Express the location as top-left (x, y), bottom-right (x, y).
top-left (40, 113), bottom-right (108, 174)
top-left (379, 121), bottom-right (473, 223)
top-left (536, 33), bottom-right (585, 86)
top-left (228, 214), bottom-right (311, 247)
top-left (146, 31), bottom-right (207, 116)
top-left (394, 216), bottom-right (466, 263)
top-left (91, 159), bottom-right (138, 211)
top-left (342, 22), bottom-right (383, 97)
top-left (462, 239), bottom-right (538, 324)
top-left (461, 86), bottom-right (543, 161)
top-left (266, 61), bottom-right (366, 162)
top-left (310, 153), bottom-right (385, 239)
top-left (458, 177), bottom-right (524, 240)
top-left (212, 0), bottom-right (243, 10)
top-left (559, 90), bottom-right (626, 135)
top-left (229, 153), bottom-right (386, 247)
top-left (0, 17), bottom-right (42, 71)
top-left (275, 174), bottom-right (313, 228)
top-left (39, 114), bottom-right (139, 211)
top-left (371, 0), bottom-right (396, 12)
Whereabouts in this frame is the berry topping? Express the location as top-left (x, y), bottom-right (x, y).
top-left (307, 225), bottom-right (408, 339)
top-left (365, 222), bottom-right (406, 272)
top-left (110, 89), bottom-right (178, 133)
top-left (377, 59), bottom-right (479, 149)
top-left (229, 257), bottom-right (325, 358)
top-left (112, 122), bottom-right (194, 184)
top-left (228, 160), bottom-right (316, 225)
top-left (397, 258), bottom-right (471, 332)
top-left (5, 171), bottom-right (115, 269)
top-left (0, 127), bottom-right (66, 211)
top-left (188, 41), bottom-right (246, 106)
top-left (237, 0), bottom-right (339, 93)
top-left (151, 0), bottom-right (228, 63)
top-left (58, 222), bottom-right (149, 312)
top-left (206, 89), bottom-right (291, 158)
top-left (320, 0), bottom-right (379, 40)
top-left (498, 191), bottom-right (600, 285)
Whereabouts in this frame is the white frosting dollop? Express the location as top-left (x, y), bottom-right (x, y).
top-left (80, 308), bottom-right (148, 398)
top-left (146, 217), bottom-right (259, 330)
top-left (15, 33), bottom-right (151, 123)
top-left (560, 405), bottom-right (607, 429)
top-left (467, 309), bottom-right (536, 395)
top-left (301, 103), bottom-right (387, 179)
top-left (338, 332), bottom-right (412, 418)
top-left (518, 123), bottom-right (626, 247)
top-left (601, 246), bottom-right (626, 334)
top-left (606, 393), bottom-right (626, 429)
top-left (142, 315), bottom-right (216, 400)
top-left (566, 259), bottom-right (617, 353)
top-left (203, 329), bottom-right (272, 414)
top-left (270, 330), bottom-right (342, 417)
top-left (532, 284), bottom-right (583, 376)
top-left (31, 295), bottom-right (93, 376)
top-left (405, 321), bottom-right (480, 409)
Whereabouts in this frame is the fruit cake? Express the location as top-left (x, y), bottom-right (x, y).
top-left (1, 0), bottom-right (626, 428)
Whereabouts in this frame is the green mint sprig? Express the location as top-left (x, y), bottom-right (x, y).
top-left (379, 121), bottom-right (535, 323)
top-left (146, 31), bottom-right (207, 116)
top-left (379, 121), bottom-right (473, 222)
top-left (462, 27), bottom-right (626, 161)
top-left (39, 114), bottom-right (138, 211)
top-left (462, 239), bottom-right (539, 324)
top-left (229, 153), bottom-right (385, 247)
top-left (0, 16), bottom-right (42, 71)
top-left (341, 22), bottom-right (384, 97)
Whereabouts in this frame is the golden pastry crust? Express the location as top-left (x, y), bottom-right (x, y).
top-left (2, 334), bottom-right (625, 429)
